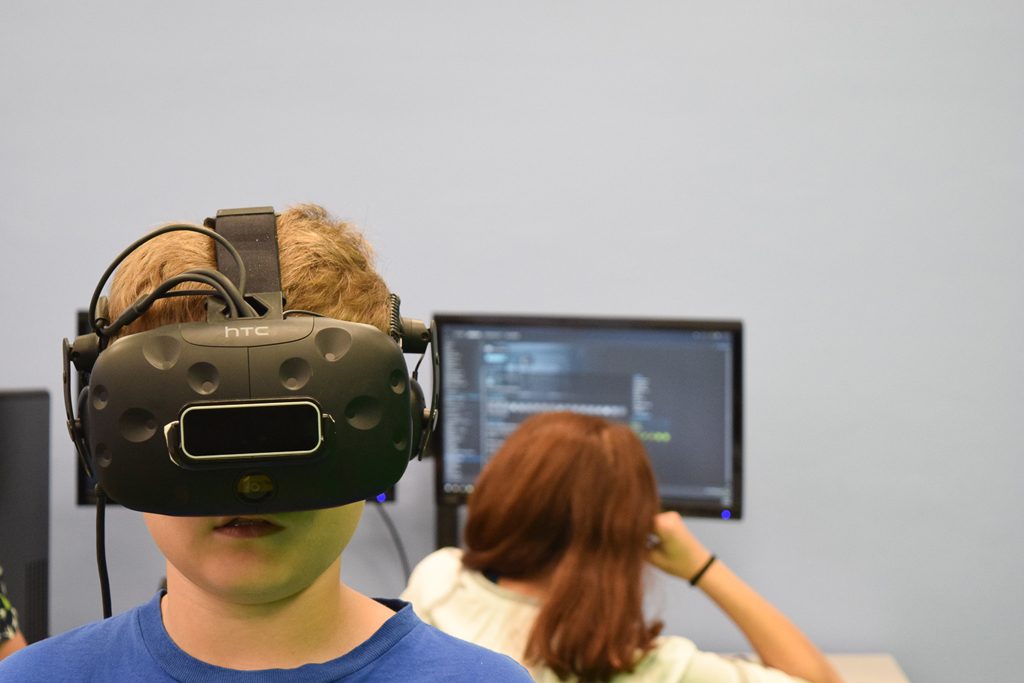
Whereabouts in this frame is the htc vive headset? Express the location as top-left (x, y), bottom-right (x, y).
top-left (63, 206), bottom-right (438, 516)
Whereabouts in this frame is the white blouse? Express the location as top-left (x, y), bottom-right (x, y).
top-left (401, 548), bottom-right (808, 683)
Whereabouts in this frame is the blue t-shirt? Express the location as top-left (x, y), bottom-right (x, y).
top-left (0, 592), bottom-right (531, 681)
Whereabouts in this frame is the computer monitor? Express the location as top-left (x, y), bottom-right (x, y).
top-left (432, 314), bottom-right (743, 520)
top-left (0, 390), bottom-right (50, 643)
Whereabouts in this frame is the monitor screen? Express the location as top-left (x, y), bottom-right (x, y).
top-left (432, 314), bottom-right (743, 519)
top-left (0, 390), bottom-right (50, 642)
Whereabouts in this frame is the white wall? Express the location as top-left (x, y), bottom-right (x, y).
top-left (2, 2), bottom-right (1021, 681)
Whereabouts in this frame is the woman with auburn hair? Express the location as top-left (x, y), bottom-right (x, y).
top-left (402, 412), bottom-right (843, 683)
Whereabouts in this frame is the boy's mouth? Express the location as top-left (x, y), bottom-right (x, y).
top-left (213, 517), bottom-right (285, 539)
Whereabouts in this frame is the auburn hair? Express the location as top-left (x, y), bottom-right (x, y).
top-left (106, 203), bottom-right (391, 335)
top-left (462, 412), bottom-right (663, 681)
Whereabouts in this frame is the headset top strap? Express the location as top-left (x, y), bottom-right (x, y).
top-left (204, 206), bottom-right (283, 319)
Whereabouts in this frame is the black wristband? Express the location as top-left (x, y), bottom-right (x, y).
top-left (689, 553), bottom-right (717, 586)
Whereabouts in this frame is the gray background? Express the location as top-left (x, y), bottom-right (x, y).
top-left (2, 2), bottom-right (1021, 681)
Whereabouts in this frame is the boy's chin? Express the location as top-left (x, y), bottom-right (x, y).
top-left (178, 555), bottom-right (342, 607)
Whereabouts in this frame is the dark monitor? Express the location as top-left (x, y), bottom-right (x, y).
top-left (0, 390), bottom-right (50, 643)
top-left (432, 314), bottom-right (743, 520)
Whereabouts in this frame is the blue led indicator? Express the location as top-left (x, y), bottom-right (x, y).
top-left (376, 492), bottom-right (386, 503)
top-left (721, 510), bottom-right (731, 520)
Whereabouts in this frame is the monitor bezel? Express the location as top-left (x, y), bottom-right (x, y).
top-left (430, 313), bottom-right (744, 520)
top-left (0, 389), bottom-right (51, 642)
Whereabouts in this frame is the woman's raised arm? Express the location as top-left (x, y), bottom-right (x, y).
top-left (648, 511), bottom-right (844, 683)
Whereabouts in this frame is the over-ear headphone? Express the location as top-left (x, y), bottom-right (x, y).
top-left (63, 206), bottom-right (438, 516)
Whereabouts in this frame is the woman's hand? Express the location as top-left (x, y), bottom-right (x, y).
top-left (647, 511), bottom-right (713, 582)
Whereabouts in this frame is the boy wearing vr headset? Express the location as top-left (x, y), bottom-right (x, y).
top-left (0, 204), bottom-right (530, 681)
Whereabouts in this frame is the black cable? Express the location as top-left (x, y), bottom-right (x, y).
top-left (102, 272), bottom-right (245, 337)
top-left (81, 225), bottom-right (255, 622)
top-left (88, 224), bottom-right (251, 336)
top-left (151, 283), bottom-right (254, 315)
top-left (101, 273), bottom-right (232, 336)
top-left (283, 309), bottom-right (325, 318)
top-left (95, 486), bottom-right (112, 619)
top-left (182, 267), bottom-right (255, 317)
top-left (62, 339), bottom-right (93, 479)
top-left (153, 272), bottom-right (243, 316)
top-left (372, 501), bottom-right (411, 583)
top-left (157, 289), bottom-right (222, 299)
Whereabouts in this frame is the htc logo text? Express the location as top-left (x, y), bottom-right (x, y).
top-left (224, 326), bottom-right (271, 338)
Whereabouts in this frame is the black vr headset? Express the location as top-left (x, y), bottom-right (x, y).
top-left (63, 206), bottom-right (438, 517)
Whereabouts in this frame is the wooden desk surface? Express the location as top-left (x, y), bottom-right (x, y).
top-left (826, 654), bottom-right (910, 683)
top-left (722, 653), bottom-right (911, 683)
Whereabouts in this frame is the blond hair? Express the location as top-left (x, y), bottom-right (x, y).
top-left (106, 204), bottom-right (391, 335)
